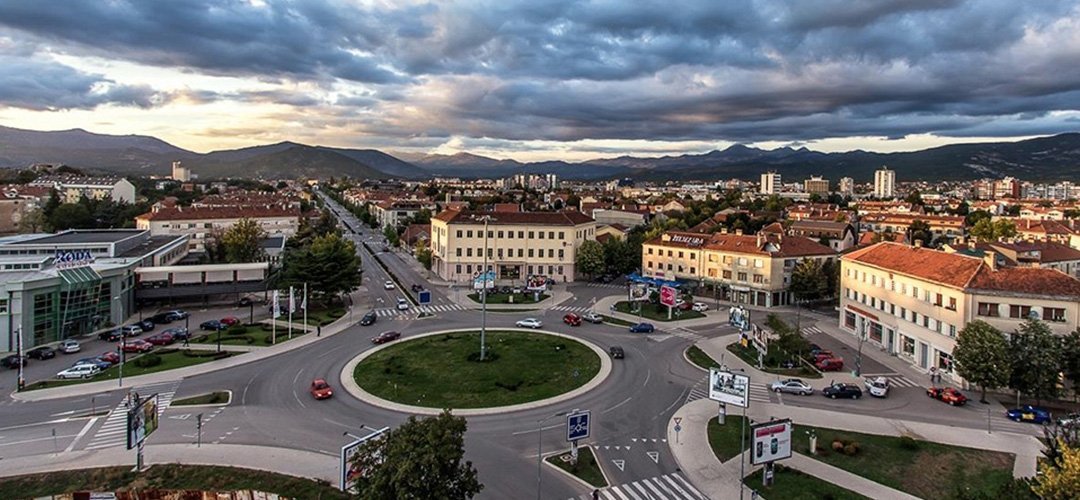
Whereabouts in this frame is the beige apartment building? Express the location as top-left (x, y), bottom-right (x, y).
top-left (430, 210), bottom-right (596, 283)
top-left (30, 176), bottom-right (137, 204)
top-left (642, 231), bottom-right (836, 307)
top-left (135, 205), bottom-right (301, 253)
top-left (840, 242), bottom-right (1080, 383)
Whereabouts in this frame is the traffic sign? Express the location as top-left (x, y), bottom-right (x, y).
top-left (674, 424), bottom-right (682, 433)
top-left (418, 290), bottom-right (431, 304)
top-left (660, 285), bottom-right (677, 307)
top-left (566, 410), bottom-right (591, 442)
top-left (674, 417), bottom-right (682, 425)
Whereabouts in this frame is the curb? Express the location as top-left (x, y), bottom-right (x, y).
top-left (542, 444), bottom-right (610, 490)
top-left (338, 328), bottom-right (612, 416)
top-left (683, 345), bottom-right (711, 372)
top-left (170, 389), bottom-right (233, 408)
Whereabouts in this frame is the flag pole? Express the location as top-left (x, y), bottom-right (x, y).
top-left (303, 282), bottom-right (308, 335)
top-left (288, 286), bottom-right (294, 340)
top-left (272, 290), bottom-right (278, 345)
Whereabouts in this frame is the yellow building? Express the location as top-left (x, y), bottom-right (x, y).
top-left (430, 210), bottom-right (596, 283)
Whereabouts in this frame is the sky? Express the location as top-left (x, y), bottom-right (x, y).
top-left (1, 0), bottom-right (1079, 162)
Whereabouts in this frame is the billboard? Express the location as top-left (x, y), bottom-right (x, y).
top-left (708, 368), bottom-right (750, 408)
top-left (752, 324), bottom-right (769, 355)
top-left (126, 394), bottom-right (159, 449)
top-left (751, 419), bottom-right (793, 465)
top-left (54, 249), bottom-right (95, 270)
top-left (340, 427), bottom-right (389, 492)
top-left (659, 286), bottom-right (677, 307)
top-left (628, 282), bottom-right (650, 302)
top-left (729, 306), bottom-right (750, 330)
top-left (526, 275), bottom-right (549, 291)
top-left (472, 270), bottom-right (495, 290)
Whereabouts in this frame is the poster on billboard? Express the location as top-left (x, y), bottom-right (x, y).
top-left (752, 324), bottom-right (769, 355)
top-left (628, 282), bottom-right (650, 301)
top-left (472, 270), bottom-right (495, 290)
top-left (659, 285), bottom-right (677, 307)
top-left (751, 419), bottom-right (793, 465)
top-left (708, 368), bottom-right (750, 408)
top-left (340, 427), bottom-right (389, 492)
top-left (127, 394), bottom-right (159, 450)
top-left (729, 306), bottom-right (750, 330)
top-left (526, 275), bottom-right (549, 291)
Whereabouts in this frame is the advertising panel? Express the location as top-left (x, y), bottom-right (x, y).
top-left (708, 368), bottom-right (750, 408)
top-left (751, 419), bottom-right (793, 465)
top-left (752, 324), bottom-right (769, 355)
top-left (472, 270), bottom-right (495, 290)
top-left (659, 285), bottom-right (677, 307)
top-left (628, 282), bottom-right (650, 302)
top-left (340, 427), bottom-right (389, 492)
top-left (126, 394), bottom-right (159, 450)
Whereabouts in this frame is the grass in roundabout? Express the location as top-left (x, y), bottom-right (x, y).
top-left (353, 330), bottom-right (601, 408)
top-left (686, 345), bottom-right (722, 370)
top-left (467, 292), bottom-right (550, 304)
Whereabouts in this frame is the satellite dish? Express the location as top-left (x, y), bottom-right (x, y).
top-left (1028, 310), bottom-right (1040, 320)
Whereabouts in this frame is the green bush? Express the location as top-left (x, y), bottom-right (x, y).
top-left (228, 326), bottom-right (249, 335)
top-left (898, 436), bottom-right (920, 451)
top-left (132, 354), bottom-right (162, 368)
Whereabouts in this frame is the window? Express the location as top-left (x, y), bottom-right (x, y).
top-left (466, 248), bottom-right (473, 257)
top-left (1046, 308), bottom-right (1066, 322)
top-left (949, 324), bottom-right (957, 337)
top-left (466, 264), bottom-right (473, 273)
top-left (558, 249), bottom-right (564, 259)
top-left (497, 231), bottom-right (504, 238)
top-left (753, 274), bottom-right (764, 284)
top-left (690, 253), bottom-right (696, 260)
top-left (519, 231), bottom-right (524, 238)
top-left (529, 231), bottom-right (535, 239)
top-left (456, 248), bottom-right (462, 257)
top-left (935, 293), bottom-right (943, 307)
top-left (668, 250), bottom-right (673, 257)
top-left (507, 231), bottom-right (513, 239)
top-left (754, 259), bottom-right (763, 268)
top-left (648, 248), bottom-right (654, 255)
top-left (678, 265), bottom-right (684, 273)
top-left (488, 231), bottom-right (494, 238)
top-left (977, 302), bottom-right (1000, 317)
top-left (558, 265), bottom-right (563, 275)
top-left (647, 261), bottom-right (653, 269)
top-left (456, 264), bottom-right (462, 273)
top-left (737, 272), bottom-right (747, 282)
top-left (547, 231), bottom-right (554, 239)
top-left (558, 232), bottom-right (564, 239)
top-left (497, 249), bottom-right (503, 259)
top-left (467, 230), bottom-right (473, 238)
top-left (518, 249), bottom-right (524, 258)
top-left (900, 307), bottom-right (907, 319)
top-left (528, 249), bottom-right (534, 258)
top-left (456, 230), bottom-right (463, 238)
top-left (689, 267), bottom-right (696, 274)
top-left (548, 249), bottom-right (554, 258)
top-left (947, 297), bottom-right (956, 311)
top-left (1009, 305), bottom-right (1032, 319)
top-left (738, 257), bottom-right (748, 266)
top-left (871, 275), bottom-right (877, 286)
top-left (0, 298), bottom-right (7, 315)
top-left (724, 256), bottom-right (733, 264)
top-left (845, 311), bottom-right (856, 329)
top-left (667, 264), bottom-right (673, 270)
top-left (902, 335), bottom-right (916, 356)
top-left (679, 251), bottom-right (684, 258)
top-left (487, 248), bottom-right (493, 258)
top-left (912, 286), bottom-right (918, 298)
top-left (723, 270), bottom-right (732, 279)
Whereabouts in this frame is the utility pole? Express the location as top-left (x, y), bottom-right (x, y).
top-left (855, 319), bottom-right (866, 377)
top-left (479, 215), bottom-right (491, 361)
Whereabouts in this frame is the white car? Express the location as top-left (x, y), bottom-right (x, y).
top-left (770, 378), bottom-right (814, 395)
top-left (56, 364), bottom-right (101, 379)
top-left (516, 318), bottom-right (543, 329)
top-left (384, 281), bottom-right (395, 290)
top-left (865, 377), bottom-right (890, 397)
top-left (692, 302), bottom-right (709, 312)
top-left (396, 298), bottom-right (410, 310)
top-left (59, 339), bottom-right (81, 354)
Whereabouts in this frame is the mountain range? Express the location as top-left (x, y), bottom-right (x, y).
top-left (1, 124), bottom-right (1078, 182)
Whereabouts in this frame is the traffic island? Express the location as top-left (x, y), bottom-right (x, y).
top-left (467, 292), bottom-right (550, 304)
top-left (686, 345), bottom-right (721, 371)
top-left (725, 342), bottom-right (822, 379)
top-left (172, 390), bottom-right (231, 407)
top-left (342, 328), bottom-right (611, 416)
top-left (707, 415), bottom-right (752, 462)
top-left (743, 464), bottom-right (869, 500)
top-left (23, 349), bottom-right (235, 391)
top-left (545, 446), bottom-right (608, 488)
top-left (613, 301), bottom-right (705, 321)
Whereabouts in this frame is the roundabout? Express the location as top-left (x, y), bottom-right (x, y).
top-left (341, 328), bottom-right (611, 415)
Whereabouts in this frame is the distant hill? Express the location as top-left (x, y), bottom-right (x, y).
top-left (400, 152), bottom-right (633, 180)
top-left (190, 145), bottom-right (388, 180)
top-left (320, 147), bottom-right (427, 179)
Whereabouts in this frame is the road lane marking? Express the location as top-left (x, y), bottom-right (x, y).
top-left (64, 417), bottom-right (99, 452)
top-left (511, 423), bottom-right (564, 436)
top-left (0, 434), bottom-right (78, 448)
top-left (602, 397), bottom-right (633, 414)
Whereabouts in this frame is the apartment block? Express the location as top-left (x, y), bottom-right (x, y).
top-left (135, 205), bottom-right (300, 253)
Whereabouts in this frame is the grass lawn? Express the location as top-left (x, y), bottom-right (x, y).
top-left (726, 342), bottom-right (822, 379)
top-left (601, 315), bottom-right (635, 327)
top-left (707, 415), bottom-right (751, 462)
top-left (613, 301), bottom-right (705, 322)
top-left (744, 465), bottom-right (870, 500)
top-left (197, 324), bottom-right (309, 346)
top-left (354, 330), bottom-right (601, 408)
top-left (792, 424), bottom-right (1015, 499)
top-left (468, 292), bottom-right (550, 304)
top-left (25, 349), bottom-right (234, 391)
top-left (301, 306), bottom-right (346, 326)
top-left (546, 446), bottom-right (607, 488)
top-left (0, 464), bottom-right (348, 500)
top-left (686, 345), bottom-right (722, 370)
top-left (172, 391), bottom-right (230, 406)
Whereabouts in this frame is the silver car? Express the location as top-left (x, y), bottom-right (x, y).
top-left (770, 378), bottom-right (814, 396)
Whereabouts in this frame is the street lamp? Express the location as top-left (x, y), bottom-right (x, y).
top-left (475, 215), bottom-right (493, 361)
top-left (114, 295), bottom-right (124, 388)
top-left (855, 319), bottom-right (867, 377)
top-left (537, 410), bottom-right (569, 500)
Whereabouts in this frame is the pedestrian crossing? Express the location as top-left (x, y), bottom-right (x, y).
top-left (568, 472), bottom-right (706, 500)
top-left (553, 305), bottom-right (596, 313)
top-left (83, 381), bottom-right (179, 451)
top-left (684, 375), bottom-right (773, 406)
top-left (373, 303), bottom-right (467, 317)
top-left (861, 372), bottom-right (921, 388)
top-left (663, 327), bottom-right (705, 341)
top-left (583, 282), bottom-right (626, 290)
top-left (801, 325), bottom-right (825, 335)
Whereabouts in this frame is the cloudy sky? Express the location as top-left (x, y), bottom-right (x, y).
top-left (1, 0), bottom-right (1078, 161)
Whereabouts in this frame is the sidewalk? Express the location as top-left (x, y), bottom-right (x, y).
top-left (667, 398), bottom-right (760, 500)
top-left (695, 334), bottom-right (865, 390)
top-left (786, 453), bottom-right (920, 500)
top-left (184, 343), bottom-right (263, 353)
top-left (0, 443), bottom-right (337, 483)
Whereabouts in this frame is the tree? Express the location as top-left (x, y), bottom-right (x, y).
top-left (908, 219), bottom-right (933, 247)
top-left (48, 202), bottom-right (95, 230)
top-left (970, 218), bottom-right (1018, 242)
top-left (576, 240), bottom-right (606, 278)
top-left (904, 190), bottom-right (924, 205)
top-left (952, 320), bottom-right (1010, 403)
top-left (415, 241), bottom-right (433, 270)
top-left (221, 218), bottom-right (266, 263)
top-left (383, 225), bottom-right (400, 247)
top-left (1009, 319), bottom-right (1063, 403)
top-left (349, 410), bottom-right (482, 499)
top-left (280, 233), bottom-right (361, 303)
top-left (1033, 439), bottom-right (1080, 500)
top-left (965, 209), bottom-right (992, 227)
top-left (788, 258), bottom-right (827, 301)
top-left (1060, 328), bottom-right (1080, 392)
top-left (17, 207), bottom-right (47, 233)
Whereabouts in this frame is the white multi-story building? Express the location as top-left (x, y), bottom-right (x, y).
top-left (135, 205), bottom-right (300, 253)
top-left (873, 167), bottom-right (896, 199)
top-left (839, 177), bottom-right (854, 196)
top-left (171, 161), bottom-right (192, 182)
top-left (803, 176), bottom-right (829, 196)
top-left (760, 172), bottom-right (781, 195)
top-left (30, 176), bottom-right (137, 204)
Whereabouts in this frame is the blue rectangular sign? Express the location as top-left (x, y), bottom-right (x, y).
top-left (566, 411), bottom-right (591, 442)
top-left (418, 290), bottom-right (431, 304)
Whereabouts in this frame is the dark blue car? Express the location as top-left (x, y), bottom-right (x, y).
top-left (200, 320), bottom-right (224, 331)
top-left (74, 357), bottom-right (112, 370)
top-left (1006, 405), bottom-right (1052, 424)
top-left (629, 322), bottom-right (655, 333)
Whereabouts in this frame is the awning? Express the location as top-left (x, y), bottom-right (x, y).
top-left (58, 266), bottom-right (101, 286)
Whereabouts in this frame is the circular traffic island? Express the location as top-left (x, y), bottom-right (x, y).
top-left (351, 330), bottom-right (603, 411)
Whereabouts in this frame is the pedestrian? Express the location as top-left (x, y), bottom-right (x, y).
top-left (592, 489), bottom-right (599, 500)
top-left (929, 366), bottom-right (938, 385)
top-left (182, 334), bottom-right (190, 347)
top-left (317, 325), bottom-right (322, 337)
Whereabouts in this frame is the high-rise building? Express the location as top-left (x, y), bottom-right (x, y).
top-left (760, 172), bottom-right (781, 195)
top-left (992, 177), bottom-right (1020, 199)
top-left (873, 167), bottom-right (896, 199)
top-left (804, 176), bottom-right (829, 196)
top-left (545, 173), bottom-right (558, 190)
top-left (839, 177), bottom-right (854, 196)
top-left (171, 161), bottom-right (191, 182)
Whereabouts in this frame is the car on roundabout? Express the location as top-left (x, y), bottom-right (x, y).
top-left (516, 318), bottom-right (543, 329)
top-left (563, 313), bottom-right (582, 326)
top-left (1057, 413), bottom-right (1080, 428)
top-left (770, 378), bottom-right (814, 395)
top-left (609, 346), bottom-right (625, 359)
top-left (927, 386), bottom-right (969, 406)
top-left (582, 311), bottom-right (604, 324)
top-left (371, 331), bottom-right (401, 344)
top-left (823, 382), bottom-right (863, 399)
top-left (360, 311), bottom-right (377, 326)
top-left (1006, 405), bottom-right (1052, 424)
top-left (56, 364), bottom-right (101, 379)
top-left (384, 280), bottom-right (395, 290)
top-left (629, 322), bottom-right (655, 333)
top-left (396, 298), bottom-right (410, 310)
top-left (310, 378), bottom-right (334, 400)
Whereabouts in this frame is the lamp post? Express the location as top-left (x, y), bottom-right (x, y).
top-left (855, 319), bottom-right (867, 377)
top-left (477, 215), bottom-right (492, 361)
top-left (114, 295), bottom-right (124, 388)
top-left (537, 410), bottom-right (569, 500)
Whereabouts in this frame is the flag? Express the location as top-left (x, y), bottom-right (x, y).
top-left (272, 290), bottom-right (281, 318)
top-left (300, 293), bottom-right (307, 311)
top-left (288, 286), bottom-right (296, 314)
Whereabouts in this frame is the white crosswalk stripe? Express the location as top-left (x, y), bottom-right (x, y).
top-left (861, 372), bottom-right (921, 388)
top-left (570, 473), bottom-right (705, 500)
top-left (584, 282), bottom-right (625, 290)
top-left (802, 326), bottom-right (825, 335)
top-left (684, 375), bottom-right (772, 405)
top-left (662, 327), bottom-right (705, 341)
top-left (552, 305), bottom-right (595, 313)
top-left (83, 381), bottom-right (179, 451)
top-left (373, 304), bottom-right (468, 317)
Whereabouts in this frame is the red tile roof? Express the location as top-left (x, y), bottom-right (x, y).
top-left (137, 205), bottom-right (300, 221)
top-left (432, 209), bottom-right (594, 226)
top-left (843, 242), bottom-right (983, 288)
top-left (645, 231), bottom-right (835, 258)
top-left (969, 267), bottom-right (1080, 297)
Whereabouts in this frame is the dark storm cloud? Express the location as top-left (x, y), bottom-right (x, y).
top-left (0, 56), bottom-right (167, 110)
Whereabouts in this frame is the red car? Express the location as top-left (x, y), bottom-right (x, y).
top-left (220, 316), bottom-right (241, 327)
top-left (927, 387), bottom-right (969, 406)
top-left (815, 357), bottom-right (844, 371)
top-left (812, 351), bottom-right (835, 362)
top-left (120, 340), bottom-right (153, 353)
top-left (99, 351), bottom-right (120, 364)
top-left (371, 331), bottom-right (401, 344)
top-left (145, 332), bottom-right (175, 346)
top-left (310, 378), bottom-right (333, 400)
top-left (563, 313), bottom-right (582, 326)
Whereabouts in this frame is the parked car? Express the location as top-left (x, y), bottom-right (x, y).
top-left (609, 346), bottom-right (625, 359)
top-left (770, 378), bottom-right (814, 395)
top-left (360, 311), bottom-right (377, 326)
top-left (582, 312), bottom-right (604, 324)
top-left (74, 357), bottom-right (112, 370)
top-left (692, 302), bottom-right (709, 312)
top-left (145, 332), bottom-right (175, 346)
top-left (371, 331), bottom-right (402, 344)
top-left (563, 313), bottom-right (582, 326)
top-left (411, 284), bottom-right (425, 292)
top-left (135, 319), bottom-right (155, 332)
top-left (1006, 405), bottom-right (1052, 424)
top-left (310, 378), bottom-right (334, 400)
top-left (396, 298), bottom-right (410, 310)
top-left (120, 340), bottom-right (153, 353)
top-left (238, 296), bottom-right (254, 307)
top-left (162, 327), bottom-right (190, 341)
top-left (220, 316), bottom-right (240, 327)
top-left (166, 310), bottom-right (189, 320)
top-left (1, 354), bottom-right (28, 369)
top-left (98, 329), bottom-right (123, 342)
top-left (516, 318), bottom-right (543, 329)
top-left (808, 343), bottom-right (826, 357)
top-left (1057, 413), bottom-right (1080, 428)
top-left (121, 325), bottom-right (144, 337)
top-left (56, 364), bottom-right (101, 379)
top-left (926, 387), bottom-right (968, 406)
top-left (58, 339), bottom-right (81, 354)
top-left (815, 357), bottom-right (844, 372)
top-left (200, 320), bottom-right (224, 331)
top-left (629, 322), bottom-right (655, 333)
top-left (99, 351), bottom-right (120, 365)
top-left (512, 286), bottom-right (523, 294)
top-left (823, 383), bottom-right (863, 399)
top-left (149, 312), bottom-right (175, 324)
top-left (865, 377), bottom-right (890, 398)
top-left (811, 350), bottom-right (835, 361)
top-left (27, 346), bottom-right (56, 360)
top-left (384, 280), bottom-right (396, 290)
